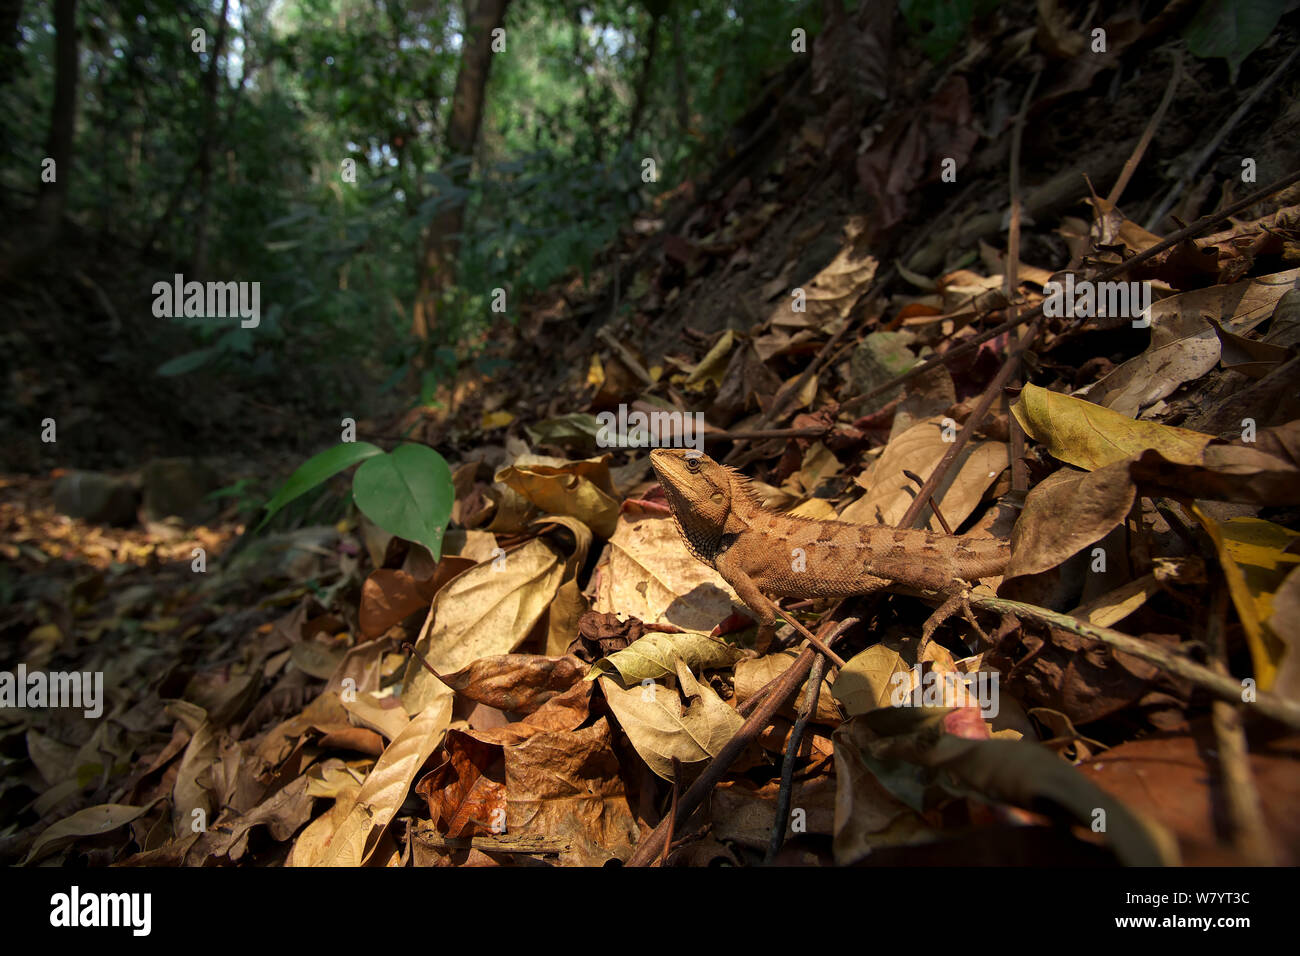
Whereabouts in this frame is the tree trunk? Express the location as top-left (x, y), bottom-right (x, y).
top-left (1, 0), bottom-right (75, 280)
top-left (0, 0), bottom-right (22, 90)
top-left (625, 9), bottom-right (662, 145)
top-left (191, 0), bottom-right (231, 279)
top-left (411, 0), bottom-right (510, 342)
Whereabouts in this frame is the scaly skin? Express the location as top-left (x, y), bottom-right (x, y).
top-left (648, 448), bottom-right (1009, 631)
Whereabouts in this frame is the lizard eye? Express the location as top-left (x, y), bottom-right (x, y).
top-left (685, 456), bottom-right (701, 473)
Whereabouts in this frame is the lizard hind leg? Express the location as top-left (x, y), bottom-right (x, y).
top-left (920, 588), bottom-right (990, 651)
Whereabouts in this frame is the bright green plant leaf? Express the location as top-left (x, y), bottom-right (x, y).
top-left (352, 443), bottom-right (453, 559)
top-left (258, 442), bottom-right (384, 531)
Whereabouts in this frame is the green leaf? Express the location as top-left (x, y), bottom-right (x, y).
top-left (1183, 0), bottom-right (1287, 79)
top-left (156, 346), bottom-right (221, 377)
top-left (900, 0), bottom-right (975, 62)
top-left (257, 442), bottom-right (384, 531)
top-left (352, 443), bottom-right (453, 559)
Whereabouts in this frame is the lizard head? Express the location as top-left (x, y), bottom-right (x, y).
top-left (649, 448), bottom-right (744, 560)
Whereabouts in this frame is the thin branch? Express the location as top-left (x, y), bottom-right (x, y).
top-left (1107, 50), bottom-right (1181, 207)
top-left (969, 594), bottom-right (1300, 731)
top-left (764, 652), bottom-right (828, 863)
top-left (1205, 580), bottom-right (1275, 863)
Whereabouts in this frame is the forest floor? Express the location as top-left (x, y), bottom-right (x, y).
top-left (3, 4), bottom-right (1299, 867)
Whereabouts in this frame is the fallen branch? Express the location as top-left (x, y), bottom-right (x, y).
top-left (970, 593), bottom-right (1300, 731)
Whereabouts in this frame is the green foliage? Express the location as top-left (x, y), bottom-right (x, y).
top-left (258, 441), bottom-right (384, 530)
top-left (898, 0), bottom-right (975, 61)
top-left (7, 0), bottom-right (833, 408)
top-left (260, 441), bottom-right (453, 559)
top-left (1183, 0), bottom-right (1288, 80)
top-left (352, 444), bottom-right (454, 559)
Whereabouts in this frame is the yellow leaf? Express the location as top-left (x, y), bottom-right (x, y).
top-left (495, 458), bottom-right (619, 538)
top-left (1192, 507), bottom-right (1300, 692)
top-left (684, 330), bottom-right (735, 388)
top-left (482, 410), bottom-right (514, 429)
top-left (1011, 383), bottom-right (1214, 471)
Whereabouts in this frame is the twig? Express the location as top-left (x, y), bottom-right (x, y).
top-left (772, 605), bottom-right (848, 668)
top-left (663, 756), bottom-right (681, 867)
top-left (968, 593), bottom-right (1300, 730)
top-left (402, 642), bottom-right (443, 681)
top-left (764, 652), bottom-right (828, 864)
top-left (902, 469), bottom-right (953, 533)
top-left (847, 167), bottom-right (1300, 412)
top-left (1145, 44), bottom-right (1299, 230)
top-left (596, 326), bottom-right (655, 387)
top-left (1107, 50), bottom-right (1182, 207)
top-left (624, 616), bottom-right (857, 866)
top-left (1003, 76), bottom-right (1043, 497)
top-left (722, 266), bottom-right (894, 465)
top-left (898, 314), bottom-right (1043, 531)
top-left (702, 426), bottom-right (828, 443)
top-left (1204, 580), bottom-right (1275, 863)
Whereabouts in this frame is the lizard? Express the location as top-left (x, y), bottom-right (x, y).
top-left (648, 447), bottom-right (1010, 642)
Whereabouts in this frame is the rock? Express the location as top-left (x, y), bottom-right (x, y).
top-left (51, 471), bottom-right (140, 526)
top-left (140, 458), bottom-right (221, 524)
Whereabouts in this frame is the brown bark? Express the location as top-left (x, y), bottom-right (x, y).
top-left (411, 0), bottom-right (510, 341)
top-left (0, 0), bottom-right (22, 89)
top-left (625, 9), bottom-right (662, 145)
top-left (1, 0), bottom-right (75, 279)
top-left (191, 0), bottom-right (232, 278)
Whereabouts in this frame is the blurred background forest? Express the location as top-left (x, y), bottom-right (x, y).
top-left (0, 0), bottom-right (833, 475)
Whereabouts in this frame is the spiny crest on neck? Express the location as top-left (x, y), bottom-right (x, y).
top-left (718, 462), bottom-right (765, 512)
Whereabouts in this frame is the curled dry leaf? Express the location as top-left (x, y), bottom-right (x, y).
top-left (502, 718), bottom-right (640, 865)
top-left (401, 537), bottom-right (567, 716)
top-left (440, 653), bottom-right (586, 715)
top-left (495, 455), bottom-right (620, 538)
top-left (593, 513), bottom-right (740, 630)
top-left (1003, 463), bottom-right (1136, 582)
top-left (1080, 268), bottom-right (1300, 416)
top-left (314, 697), bottom-right (453, 867)
top-left (22, 801), bottom-right (160, 865)
top-left (1192, 507), bottom-right (1300, 694)
top-left (599, 658), bottom-right (743, 780)
top-left (1011, 383), bottom-right (1214, 471)
top-left (588, 628), bottom-right (747, 685)
top-left (842, 415), bottom-right (1008, 531)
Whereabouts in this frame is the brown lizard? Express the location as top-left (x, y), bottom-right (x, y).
top-left (648, 448), bottom-right (1010, 640)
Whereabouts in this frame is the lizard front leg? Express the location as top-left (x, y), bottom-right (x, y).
top-left (713, 550), bottom-right (782, 627)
